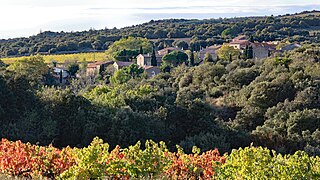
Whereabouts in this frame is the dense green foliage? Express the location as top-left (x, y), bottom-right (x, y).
top-left (162, 50), bottom-right (188, 66)
top-left (66, 62), bottom-right (79, 76)
top-left (6, 55), bottom-right (49, 84)
top-left (109, 64), bottom-right (145, 84)
top-left (216, 145), bottom-right (320, 179)
top-left (1, 43), bottom-right (320, 158)
top-left (0, 11), bottom-right (319, 57)
top-left (204, 52), bottom-right (214, 63)
top-left (217, 44), bottom-right (240, 61)
top-left (106, 37), bottom-right (152, 61)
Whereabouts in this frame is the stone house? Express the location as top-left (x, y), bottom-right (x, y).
top-left (199, 45), bottom-right (221, 60)
top-left (113, 61), bottom-right (133, 71)
top-left (52, 67), bottom-right (69, 84)
top-left (229, 36), bottom-right (251, 50)
top-left (228, 36), bottom-right (278, 59)
top-left (137, 54), bottom-right (163, 67)
top-left (251, 43), bottom-right (276, 59)
top-left (251, 43), bottom-right (270, 59)
top-left (281, 43), bottom-right (301, 51)
top-left (144, 66), bottom-right (161, 78)
top-left (86, 61), bottom-right (114, 77)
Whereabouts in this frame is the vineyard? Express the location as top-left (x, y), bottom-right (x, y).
top-left (1, 52), bottom-right (106, 64)
top-left (0, 138), bottom-right (319, 179)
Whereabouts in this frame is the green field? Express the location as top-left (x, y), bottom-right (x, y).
top-left (1, 52), bottom-right (107, 64)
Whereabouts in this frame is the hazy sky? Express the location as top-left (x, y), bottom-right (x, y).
top-left (0, 0), bottom-right (319, 39)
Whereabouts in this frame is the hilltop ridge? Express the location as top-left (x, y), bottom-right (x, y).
top-left (0, 10), bottom-right (319, 57)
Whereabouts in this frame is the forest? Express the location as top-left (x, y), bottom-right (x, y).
top-left (1, 41), bottom-right (320, 156)
top-left (0, 10), bottom-right (319, 57)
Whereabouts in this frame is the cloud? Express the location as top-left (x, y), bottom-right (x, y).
top-left (85, 4), bottom-right (319, 15)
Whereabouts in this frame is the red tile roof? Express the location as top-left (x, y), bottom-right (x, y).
top-left (87, 63), bottom-right (97, 68)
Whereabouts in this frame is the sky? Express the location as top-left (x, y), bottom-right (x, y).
top-left (0, 0), bottom-right (319, 39)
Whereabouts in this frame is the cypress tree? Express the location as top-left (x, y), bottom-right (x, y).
top-left (122, 49), bottom-right (127, 61)
top-left (59, 70), bottom-right (63, 83)
top-left (244, 45), bottom-right (248, 59)
top-left (139, 46), bottom-right (143, 54)
top-left (248, 46), bottom-right (253, 59)
top-left (190, 51), bottom-right (195, 66)
top-left (249, 36), bottom-right (254, 43)
top-left (151, 47), bottom-right (157, 66)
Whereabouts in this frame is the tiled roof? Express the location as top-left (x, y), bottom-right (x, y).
top-left (87, 61), bottom-right (114, 68)
top-left (115, 61), bottom-right (133, 67)
top-left (251, 43), bottom-right (276, 50)
top-left (233, 35), bottom-right (247, 41)
top-left (157, 47), bottom-right (181, 55)
top-left (229, 40), bottom-right (250, 45)
top-left (144, 66), bottom-right (154, 70)
top-left (144, 66), bottom-right (160, 71)
top-left (87, 63), bottom-right (97, 68)
top-left (281, 43), bottom-right (301, 51)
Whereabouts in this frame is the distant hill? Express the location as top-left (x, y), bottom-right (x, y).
top-left (0, 10), bottom-right (319, 58)
top-left (280, 10), bottom-right (320, 17)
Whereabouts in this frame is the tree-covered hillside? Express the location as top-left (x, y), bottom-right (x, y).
top-left (1, 43), bottom-right (320, 156)
top-left (0, 10), bottom-right (319, 57)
